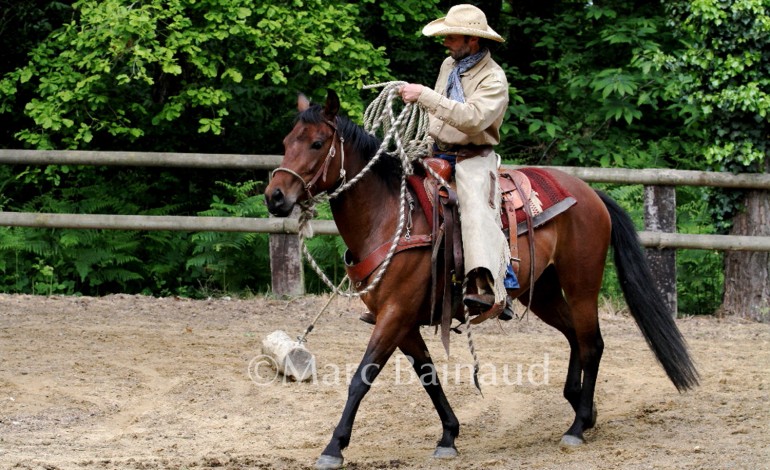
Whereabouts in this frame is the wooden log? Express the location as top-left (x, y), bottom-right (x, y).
top-left (0, 211), bottom-right (339, 234)
top-left (261, 330), bottom-right (316, 382)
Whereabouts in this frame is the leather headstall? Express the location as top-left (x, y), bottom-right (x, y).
top-left (272, 117), bottom-right (346, 201)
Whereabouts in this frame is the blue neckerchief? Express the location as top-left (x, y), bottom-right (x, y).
top-left (446, 48), bottom-right (488, 103)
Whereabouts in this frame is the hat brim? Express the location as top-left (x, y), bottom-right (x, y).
top-left (422, 17), bottom-right (505, 43)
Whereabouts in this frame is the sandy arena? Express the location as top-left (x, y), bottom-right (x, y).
top-left (1, 293), bottom-right (768, 469)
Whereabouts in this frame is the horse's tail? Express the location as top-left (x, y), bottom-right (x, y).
top-left (597, 190), bottom-right (700, 391)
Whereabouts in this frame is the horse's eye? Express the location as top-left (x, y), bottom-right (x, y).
top-left (311, 141), bottom-right (323, 150)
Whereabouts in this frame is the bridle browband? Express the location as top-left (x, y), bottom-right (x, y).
top-left (272, 116), bottom-right (346, 201)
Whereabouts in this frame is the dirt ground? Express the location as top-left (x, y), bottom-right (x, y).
top-left (1, 293), bottom-right (768, 469)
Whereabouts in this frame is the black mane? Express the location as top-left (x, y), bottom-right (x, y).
top-left (297, 104), bottom-right (404, 188)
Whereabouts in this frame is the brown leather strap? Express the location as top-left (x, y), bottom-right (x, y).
top-left (510, 175), bottom-right (536, 316)
top-left (430, 185), bottom-right (443, 326)
top-left (504, 202), bottom-right (520, 277)
top-left (469, 301), bottom-right (505, 325)
top-left (453, 145), bottom-right (494, 163)
top-left (345, 235), bottom-right (432, 287)
top-left (434, 143), bottom-right (493, 159)
top-left (439, 186), bottom-right (459, 355)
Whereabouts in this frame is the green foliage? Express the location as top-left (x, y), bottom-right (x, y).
top-left (0, 0), bottom-right (396, 297)
top-left (663, 0), bottom-right (769, 169)
top-left (187, 180), bottom-right (272, 295)
top-left (300, 201), bottom-right (346, 293)
top-left (674, 186), bottom-right (725, 314)
top-left (498, 1), bottom-right (696, 169)
top-left (0, 0), bottom-right (765, 306)
top-left (596, 184), bottom-right (723, 316)
top-left (0, 164), bottom-right (193, 295)
top-left (359, 0), bottom-right (443, 86)
top-left (0, 0), bottom-right (392, 152)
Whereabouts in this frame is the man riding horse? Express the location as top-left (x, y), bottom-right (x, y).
top-left (364, 4), bottom-right (517, 324)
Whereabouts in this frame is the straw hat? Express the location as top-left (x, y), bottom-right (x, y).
top-left (422, 4), bottom-right (504, 43)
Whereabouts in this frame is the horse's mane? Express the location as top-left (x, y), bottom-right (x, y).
top-left (296, 105), bottom-right (404, 189)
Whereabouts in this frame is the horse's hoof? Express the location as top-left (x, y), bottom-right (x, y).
top-left (315, 454), bottom-right (344, 470)
top-left (559, 434), bottom-right (584, 448)
top-left (433, 446), bottom-right (458, 459)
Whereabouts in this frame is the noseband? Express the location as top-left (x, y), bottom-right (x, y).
top-left (272, 117), bottom-right (347, 201)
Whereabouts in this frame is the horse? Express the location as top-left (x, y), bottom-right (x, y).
top-left (264, 90), bottom-right (699, 470)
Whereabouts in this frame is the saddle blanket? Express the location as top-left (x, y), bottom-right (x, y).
top-left (504, 168), bottom-right (577, 236)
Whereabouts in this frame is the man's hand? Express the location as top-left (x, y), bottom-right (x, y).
top-left (399, 84), bottom-right (424, 103)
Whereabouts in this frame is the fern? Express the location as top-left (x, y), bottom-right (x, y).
top-left (187, 180), bottom-right (272, 294)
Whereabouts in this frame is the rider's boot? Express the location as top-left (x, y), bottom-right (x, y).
top-left (463, 268), bottom-right (496, 315)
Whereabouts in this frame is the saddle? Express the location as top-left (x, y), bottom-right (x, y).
top-left (412, 159), bottom-right (541, 279)
top-left (408, 158), bottom-right (575, 353)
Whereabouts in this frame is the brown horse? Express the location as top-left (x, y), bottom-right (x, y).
top-left (264, 90), bottom-right (699, 470)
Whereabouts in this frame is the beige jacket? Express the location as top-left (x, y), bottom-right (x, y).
top-left (416, 51), bottom-right (509, 146)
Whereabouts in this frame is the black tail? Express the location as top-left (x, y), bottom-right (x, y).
top-left (597, 191), bottom-right (699, 391)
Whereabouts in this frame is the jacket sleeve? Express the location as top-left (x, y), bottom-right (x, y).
top-left (418, 67), bottom-right (508, 136)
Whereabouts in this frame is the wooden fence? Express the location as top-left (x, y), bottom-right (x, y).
top-left (2, 149), bottom-right (770, 313)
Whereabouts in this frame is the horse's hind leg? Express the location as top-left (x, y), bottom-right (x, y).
top-left (525, 266), bottom-right (603, 446)
top-left (398, 328), bottom-right (460, 458)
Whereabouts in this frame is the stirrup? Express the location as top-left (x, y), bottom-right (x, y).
top-left (499, 296), bottom-right (515, 321)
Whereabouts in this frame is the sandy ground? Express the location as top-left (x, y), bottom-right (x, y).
top-left (0, 293), bottom-right (768, 469)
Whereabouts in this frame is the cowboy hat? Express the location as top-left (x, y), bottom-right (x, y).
top-left (422, 4), bottom-right (505, 43)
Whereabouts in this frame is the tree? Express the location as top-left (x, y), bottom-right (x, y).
top-left (0, 0), bottom-right (392, 153)
top-left (496, 0), bottom-right (696, 169)
top-left (663, 0), bottom-right (770, 321)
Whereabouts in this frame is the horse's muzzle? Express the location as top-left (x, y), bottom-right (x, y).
top-left (264, 187), bottom-right (294, 217)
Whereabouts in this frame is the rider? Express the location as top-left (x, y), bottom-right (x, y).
top-left (399, 4), bottom-right (518, 320)
top-left (358, 4), bottom-right (517, 325)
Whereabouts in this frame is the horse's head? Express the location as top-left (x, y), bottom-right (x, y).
top-left (265, 90), bottom-right (347, 217)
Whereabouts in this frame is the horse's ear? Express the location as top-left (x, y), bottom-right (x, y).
top-left (297, 93), bottom-right (310, 112)
top-left (323, 89), bottom-right (340, 119)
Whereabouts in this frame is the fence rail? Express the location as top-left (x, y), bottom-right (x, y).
top-left (0, 149), bottom-right (282, 169)
top-left (0, 211), bottom-right (767, 252)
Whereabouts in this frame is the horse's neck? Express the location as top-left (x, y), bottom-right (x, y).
top-left (330, 172), bottom-right (401, 260)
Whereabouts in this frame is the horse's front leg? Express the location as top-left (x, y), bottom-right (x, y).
top-left (315, 321), bottom-right (406, 470)
top-left (398, 328), bottom-right (460, 458)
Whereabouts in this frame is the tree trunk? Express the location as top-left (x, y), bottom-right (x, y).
top-left (721, 184), bottom-right (770, 322)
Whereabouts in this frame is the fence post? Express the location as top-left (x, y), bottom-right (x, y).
top-left (644, 185), bottom-right (677, 316)
top-left (268, 207), bottom-right (305, 297)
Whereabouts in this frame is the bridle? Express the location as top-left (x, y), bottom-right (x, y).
top-left (271, 117), bottom-right (346, 202)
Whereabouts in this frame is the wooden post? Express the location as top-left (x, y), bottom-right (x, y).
top-left (644, 185), bottom-right (677, 316)
top-left (269, 206), bottom-right (305, 297)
